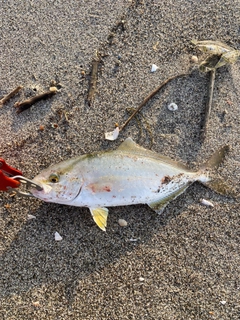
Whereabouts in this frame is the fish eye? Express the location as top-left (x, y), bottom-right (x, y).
top-left (49, 173), bottom-right (60, 183)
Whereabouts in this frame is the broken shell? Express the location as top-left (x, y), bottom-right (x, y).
top-left (200, 199), bottom-right (214, 207)
top-left (167, 103), bottom-right (178, 111)
top-left (139, 277), bottom-right (145, 281)
top-left (151, 64), bottom-right (159, 72)
top-left (54, 232), bottom-right (63, 241)
top-left (220, 301), bottom-right (227, 305)
top-left (27, 214), bottom-right (36, 220)
top-left (190, 55), bottom-right (199, 63)
top-left (118, 219), bottom-right (128, 227)
top-left (105, 126), bottom-right (119, 141)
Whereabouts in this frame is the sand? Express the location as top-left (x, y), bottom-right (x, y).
top-left (0, 0), bottom-right (239, 319)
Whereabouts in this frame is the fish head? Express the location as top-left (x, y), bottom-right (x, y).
top-left (30, 159), bottom-right (84, 204)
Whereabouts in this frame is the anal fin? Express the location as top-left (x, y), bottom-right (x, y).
top-left (90, 207), bottom-right (109, 231)
top-left (148, 185), bottom-right (189, 214)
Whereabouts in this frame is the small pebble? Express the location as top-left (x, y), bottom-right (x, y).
top-left (139, 277), bottom-right (145, 281)
top-left (220, 300), bottom-right (227, 305)
top-left (118, 219), bottom-right (128, 227)
top-left (201, 199), bottom-right (214, 207)
top-left (27, 214), bottom-right (36, 220)
top-left (167, 103), bottom-right (178, 111)
top-left (55, 232), bottom-right (63, 241)
top-left (49, 86), bottom-right (58, 92)
top-left (191, 55), bottom-right (199, 63)
top-left (151, 64), bottom-right (159, 72)
top-left (32, 301), bottom-right (40, 307)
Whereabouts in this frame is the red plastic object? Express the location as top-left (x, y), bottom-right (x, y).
top-left (0, 158), bottom-right (23, 191)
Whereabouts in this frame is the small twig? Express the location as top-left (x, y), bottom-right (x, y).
top-left (120, 73), bottom-right (188, 132)
top-left (87, 55), bottom-right (100, 106)
top-left (15, 88), bottom-right (57, 114)
top-left (0, 86), bottom-right (23, 107)
top-left (200, 69), bottom-right (216, 141)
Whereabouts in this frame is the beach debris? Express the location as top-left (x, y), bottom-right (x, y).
top-left (190, 55), bottom-right (199, 63)
top-left (32, 301), bottom-right (40, 307)
top-left (118, 218), bottom-right (128, 227)
top-left (151, 64), bottom-right (159, 72)
top-left (139, 277), bottom-right (145, 281)
top-left (81, 70), bottom-right (86, 77)
top-left (192, 39), bottom-right (240, 72)
top-left (129, 238), bottom-right (139, 242)
top-left (153, 41), bottom-right (159, 51)
top-left (15, 87), bottom-right (57, 114)
top-left (167, 102), bottom-right (178, 111)
top-left (191, 40), bottom-right (233, 55)
top-left (191, 39), bottom-right (240, 141)
top-left (39, 125), bottom-right (45, 131)
top-left (200, 68), bottom-right (216, 141)
top-left (52, 123), bottom-right (59, 129)
top-left (87, 52), bottom-right (101, 106)
top-left (31, 138), bottom-right (232, 231)
top-left (200, 199), bottom-right (214, 207)
top-left (4, 203), bottom-right (11, 209)
top-left (220, 300), bottom-right (227, 305)
top-left (0, 85), bottom-right (23, 107)
top-left (120, 73), bottom-right (188, 133)
top-left (105, 126), bottom-right (119, 141)
top-left (54, 231), bottom-right (63, 241)
top-left (27, 214), bottom-right (36, 220)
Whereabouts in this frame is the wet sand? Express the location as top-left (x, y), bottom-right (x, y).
top-left (0, 1), bottom-right (239, 319)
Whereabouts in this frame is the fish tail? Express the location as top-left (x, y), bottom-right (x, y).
top-left (199, 146), bottom-right (238, 197)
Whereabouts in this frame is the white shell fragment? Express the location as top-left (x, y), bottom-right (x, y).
top-left (27, 214), bottom-right (36, 220)
top-left (220, 301), bottom-right (227, 305)
top-left (201, 199), bottom-right (214, 207)
top-left (167, 103), bottom-right (178, 111)
top-left (151, 64), bottom-right (159, 72)
top-left (105, 127), bottom-right (119, 141)
top-left (54, 232), bottom-right (63, 241)
top-left (139, 277), bottom-right (145, 281)
top-left (118, 219), bottom-right (128, 227)
top-left (129, 238), bottom-right (139, 242)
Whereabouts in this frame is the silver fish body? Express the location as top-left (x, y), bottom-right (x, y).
top-left (31, 138), bottom-right (228, 230)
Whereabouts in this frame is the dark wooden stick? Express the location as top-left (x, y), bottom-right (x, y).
top-left (0, 86), bottom-right (23, 107)
top-left (200, 69), bottom-right (216, 141)
top-left (120, 73), bottom-right (188, 132)
top-left (15, 88), bottom-right (57, 114)
top-left (87, 59), bottom-right (99, 106)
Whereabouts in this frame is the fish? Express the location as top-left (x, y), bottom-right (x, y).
top-left (191, 39), bottom-right (233, 55)
top-left (191, 39), bottom-right (240, 72)
top-left (31, 138), bottom-right (233, 231)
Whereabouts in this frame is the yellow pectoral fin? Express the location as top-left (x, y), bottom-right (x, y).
top-left (90, 207), bottom-right (109, 231)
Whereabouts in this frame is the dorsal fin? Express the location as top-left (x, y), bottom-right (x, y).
top-left (117, 138), bottom-right (190, 171)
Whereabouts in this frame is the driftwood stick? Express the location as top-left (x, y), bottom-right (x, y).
top-left (15, 88), bottom-right (57, 114)
top-left (200, 69), bottom-right (216, 141)
top-left (120, 73), bottom-right (188, 132)
top-left (87, 58), bottom-right (100, 106)
top-left (0, 86), bottom-right (23, 107)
